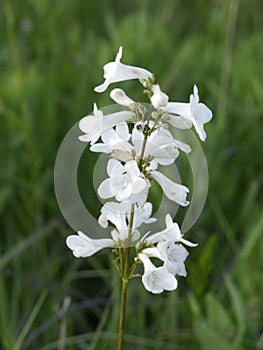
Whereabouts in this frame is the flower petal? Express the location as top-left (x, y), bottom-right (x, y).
top-left (180, 237), bottom-right (198, 247)
top-left (107, 159), bottom-right (124, 177)
top-left (94, 46), bottom-right (153, 93)
top-left (90, 143), bottom-right (112, 153)
top-left (132, 178), bottom-right (147, 194)
top-left (150, 84), bottom-right (169, 109)
top-left (116, 122), bottom-right (130, 141)
top-left (110, 88), bottom-right (135, 106)
top-left (151, 171), bottom-right (189, 206)
top-left (166, 102), bottom-right (191, 119)
top-left (66, 231), bottom-right (114, 257)
top-left (165, 213), bottom-right (173, 227)
top-left (101, 128), bottom-right (119, 145)
top-left (125, 160), bottom-right (140, 177)
top-left (166, 115), bottom-right (192, 129)
top-left (98, 178), bottom-right (114, 199)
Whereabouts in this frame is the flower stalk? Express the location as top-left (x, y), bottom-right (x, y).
top-left (118, 278), bottom-right (128, 350)
top-left (64, 46), bottom-right (213, 350)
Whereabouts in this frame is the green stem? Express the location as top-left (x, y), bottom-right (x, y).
top-left (117, 279), bottom-right (128, 350)
top-left (137, 133), bottom-right (148, 169)
top-left (117, 105), bottom-right (153, 349)
top-left (117, 204), bottom-right (135, 350)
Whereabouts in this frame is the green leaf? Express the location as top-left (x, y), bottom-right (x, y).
top-left (225, 276), bottom-right (246, 346)
top-left (13, 289), bottom-right (48, 350)
top-left (239, 213), bottom-right (263, 261)
top-left (194, 321), bottom-right (240, 350)
top-left (205, 293), bottom-right (235, 339)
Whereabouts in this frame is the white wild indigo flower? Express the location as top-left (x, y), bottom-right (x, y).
top-left (138, 252), bottom-right (178, 294)
top-left (66, 46), bottom-right (213, 296)
top-left (94, 46), bottom-right (153, 93)
top-left (90, 122), bottom-right (133, 155)
top-left (166, 85), bottom-right (213, 141)
top-left (132, 123), bottom-right (191, 169)
top-left (142, 242), bottom-right (189, 277)
top-left (79, 103), bottom-right (133, 145)
top-left (161, 242), bottom-right (189, 276)
top-left (110, 88), bottom-right (135, 107)
top-left (98, 201), bottom-right (155, 243)
top-left (150, 171), bottom-right (190, 207)
top-left (98, 159), bottom-right (149, 204)
top-left (66, 231), bottom-right (114, 258)
top-left (145, 213), bottom-right (197, 247)
top-left (150, 84), bottom-right (169, 109)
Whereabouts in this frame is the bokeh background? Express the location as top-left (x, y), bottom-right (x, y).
top-left (0, 0), bottom-right (262, 349)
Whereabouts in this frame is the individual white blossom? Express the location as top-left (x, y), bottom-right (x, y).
top-left (79, 103), bottom-right (132, 145)
top-left (98, 201), bottom-right (138, 242)
top-left (151, 171), bottom-right (190, 206)
top-left (90, 122), bottom-right (133, 155)
top-left (66, 231), bottom-right (114, 258)
top-left (145, 214), bottom-right (197, 247)
top-left (110, 88), bottom-right (135, 106)
top-left (132, 124), bottom-right (191, 169)
top-left (162, 114), bottom-right (192, 130)
top-left (143, 242), bottom-right (189, 277)
top-left (98, 159), bottom-right (149, 204)
top-left (98, 201), bottom-right (155, 242)
top-left (132, 126), bottom-right (178, 167)
top-left (161, 242), bottom-right (189, 276)
top-left (166, 85), bottom-right (213, 141)
top-left (132, 202), bottom-right (156, 228)
top-left (98, 201), bottom-right (129, 229)
top-left (138, 252), bottom-right (178, 294)
top-left (94, 47), bottom-right (153, 93)
top-left (150, 84), bottom-right (169, 109)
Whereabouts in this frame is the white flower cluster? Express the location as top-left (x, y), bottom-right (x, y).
top-left (66, 47), bottom-right (213, 294)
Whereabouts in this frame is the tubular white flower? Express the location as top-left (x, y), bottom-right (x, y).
top-left (132, 126), bottom-right (191, 169)
top-left (142, 242), bottom-right (189, 277)
top-left (110, 227), bottom-right (140, 245)
top-left (161, 242), bottom-right (189, 277)
top-left (66, 231), bottom-right (114, 258)
top-left (110, 88), bottom-right (135, 106)
top-left (164, 114), bottom-right (192, 130)
top-left (138, 253), bottom-right (178, 294)
top-left (190, 85), bottom-right (213, 141)
top-left (99, 201), bottom-right (155, 230)
top-left (79, 103), bottom-right (133, 145)
top-left (98, 201), bottom-right (129, 230)
top-left (166, 102), bottom-right (191, 119)
top-left (166, 85), bottom-right (213, 141)
top-left (154, 127), bottom-right (191, 153)
top-left (98, 204), bottom-right (131, 242)
top-left (145, 214), bottom-right (197, 247)
top-left (150, 84), bottom-right (169, 109)
top-left (98, 201), bottom-right (155, 243)
top-left (132, 126), bottom-right (178, 167)
top-left (98, 159), bottom-right (149, 204)
top-left (94, 46), bottom-right (153, 93)
top-left (151, 171), bottom-right (190, 206)
top-left (133, 202), bottom-right (157, 227)
top-left (90, 122), bottom-right (133, 155)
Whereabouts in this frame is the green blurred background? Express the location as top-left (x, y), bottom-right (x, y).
top-left (0, 0), bottom-right (262, 349)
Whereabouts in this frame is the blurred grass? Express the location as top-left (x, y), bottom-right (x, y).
top-left (0, 0), bottom-right (263, 349)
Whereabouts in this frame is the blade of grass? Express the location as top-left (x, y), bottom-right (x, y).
top-left (13, 289), bottom-right (48, 350)
top-left (0, 219), bottom-right (59, 270)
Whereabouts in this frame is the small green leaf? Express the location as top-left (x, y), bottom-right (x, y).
top-left (205, 293), bottom-right (235, 339)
